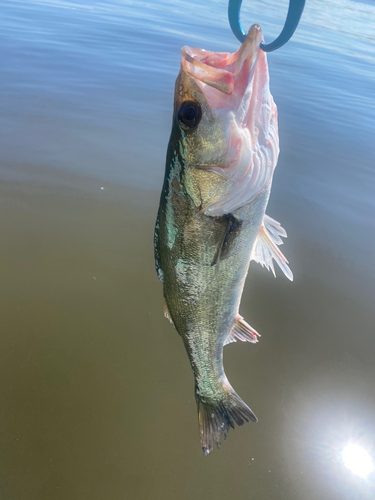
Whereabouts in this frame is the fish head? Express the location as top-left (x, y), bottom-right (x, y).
top-left (171, 24), bottom-right (279, 215)
top-left (173, 65), bottom-right (230, 171)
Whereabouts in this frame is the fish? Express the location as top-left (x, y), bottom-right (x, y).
top-left (154, 24), bottom-right (293, 455)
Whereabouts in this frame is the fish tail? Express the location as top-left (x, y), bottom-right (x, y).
top-left (195, 380), bottom-right (257, 456)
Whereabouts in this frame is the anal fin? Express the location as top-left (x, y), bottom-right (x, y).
top-left (224, 316), bottom-right (260, 345)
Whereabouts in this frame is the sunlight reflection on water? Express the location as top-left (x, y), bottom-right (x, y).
top-left (343, 444), bottom-right (374, 477)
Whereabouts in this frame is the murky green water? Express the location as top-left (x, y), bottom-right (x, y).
top-left (1, 0), bottom-right (375, 498)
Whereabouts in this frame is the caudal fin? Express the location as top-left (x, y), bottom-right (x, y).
top-left (196, 383), bottom-right (257, 455)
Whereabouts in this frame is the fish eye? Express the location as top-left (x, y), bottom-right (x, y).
top-left (177, 101), bottom-right (201, 129)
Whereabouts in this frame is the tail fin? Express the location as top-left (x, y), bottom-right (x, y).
top-left (196, 383), bottom-right (257, 455)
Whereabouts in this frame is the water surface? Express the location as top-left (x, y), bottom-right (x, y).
top-left (0, 1), bottom-right (375, 499)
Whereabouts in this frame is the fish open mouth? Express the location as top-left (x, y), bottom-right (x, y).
top-left (178, 24), bottom-right (279, 216)
top-left (181, 24), bottom-right (263, 96)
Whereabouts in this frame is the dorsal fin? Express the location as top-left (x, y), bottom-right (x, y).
top-left (252, 215), bottom-right (293, 281)
top-left (224, 316), bottom-right (260, 345)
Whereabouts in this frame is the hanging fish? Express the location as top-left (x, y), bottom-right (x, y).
top-left (154, 25), bottom-right (292, 455)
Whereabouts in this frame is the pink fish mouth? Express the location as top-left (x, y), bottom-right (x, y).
top-left (181, 24), bottom-right (263, 97)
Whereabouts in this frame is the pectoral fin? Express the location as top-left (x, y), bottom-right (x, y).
top-left (252, 214), bottom-right (293, 281)
top-left (224, 316), bottom-right (260, 345)
top-left (211, 213), bottom-right (242, 267)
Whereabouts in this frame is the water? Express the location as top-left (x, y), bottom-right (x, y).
top-left (0, 0), bottom-right (375, 498)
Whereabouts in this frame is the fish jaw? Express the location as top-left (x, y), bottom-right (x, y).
top-left (175, 24), bottom-right (279, 216)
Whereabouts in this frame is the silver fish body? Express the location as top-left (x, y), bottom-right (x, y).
top-left (154, 25), bottom-right (292, 455)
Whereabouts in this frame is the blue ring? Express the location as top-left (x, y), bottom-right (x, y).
top-left (228, 0), bottom-right (306, 52)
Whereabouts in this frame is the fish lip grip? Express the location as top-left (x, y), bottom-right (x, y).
top-left (228, 0), bottom-right (306, 52)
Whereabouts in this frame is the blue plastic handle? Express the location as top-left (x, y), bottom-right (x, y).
top-left (228, 0), bottom-right (306, 52)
